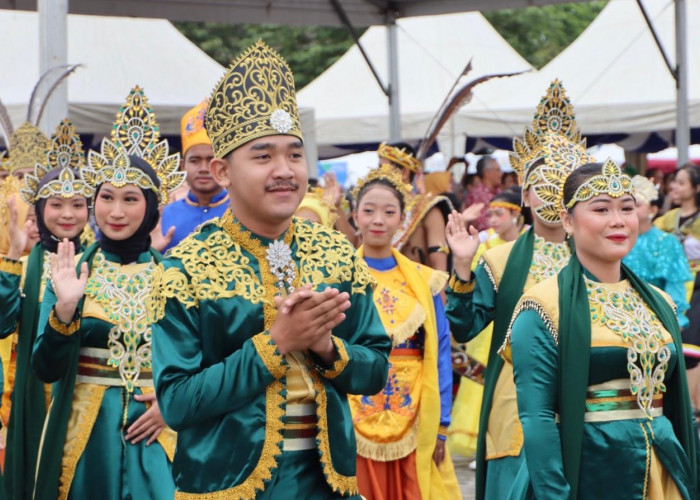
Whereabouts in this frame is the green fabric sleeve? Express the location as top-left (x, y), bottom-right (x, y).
top-left (0, 258), bottom-right (23, 338)
top-left (308, 284), bottom-right (390, 396)
top-left (445, 262), bottom-right (496, 343)
top-left (32, 283), bottom-right (81, 384)
top-left (152, 261), bottom-right (285, 432)
top-left (511, 309), bottom-right (570, 499)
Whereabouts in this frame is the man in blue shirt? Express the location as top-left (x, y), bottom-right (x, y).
top-left (159, 100), bottom-right (229, 252)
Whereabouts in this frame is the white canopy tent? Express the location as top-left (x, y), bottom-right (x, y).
top-left (463, 0), bottom-right (700, 153)
top-left (0, 10), bottom-right (317, 165)
top-left (297, 11), bottom-right (533, 158)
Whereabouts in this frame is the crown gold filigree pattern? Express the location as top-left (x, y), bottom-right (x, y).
top-left (84, 86), bottom-right (186, 204)
top-left (8, 122), bottom-right (50, 174)
top-left (377, 142), bottom-right (421, 174)
top-left (351, 164), bottom-right (413, 208)
top-left (510, 80), bottom-right (587, 186)
top-left (566, 158), bottom-right (634, 209)
top-left (206, 40), bottom-right (303, 159)
top-left (20, 119), bottom-right (94, 205)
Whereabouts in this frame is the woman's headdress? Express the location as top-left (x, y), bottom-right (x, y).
top-left (20, 119), bottom-right (94, 205)
top-left (509, 80), bottom-right (594, 224)
top-left (84, 86), bottom-right (186, 204)
top-left (566, 158), bottom-right (634, 209)
top-left (351, 164), bottom-right (413, 207)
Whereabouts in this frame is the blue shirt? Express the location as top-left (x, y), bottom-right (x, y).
top-left (161, 189), bottom-right (229, 252)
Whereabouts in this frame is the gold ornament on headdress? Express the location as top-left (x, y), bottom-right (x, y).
top-left (8, 122), bottom-right (50, 175)
top-left (566, 158), bottom-right (634, 209)
top-left (510, 80), bottom-right (587, 187)
top-left (351, 164), bottom-right (413, 208)
top-left (84, 86), bottom-right (186, 204)
top-left (206, 40), bottom-right (303, 159)
top-left (509, 80), bottom-right (594, 224)
top-left (377, 142), bottom-right (421, 174)
top-left (20, 119), bottom-right (94, 205)
top-left (631, 175), bottom-right (659, 205)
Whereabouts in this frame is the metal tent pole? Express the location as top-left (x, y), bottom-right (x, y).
top-left (676, 0), bottom-right (690, 165)
top-left (387, 12), bottom-right (401, 141)
top-left (38, 0), bottom-right (69, 133)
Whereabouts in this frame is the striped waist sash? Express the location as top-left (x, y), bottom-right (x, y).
top-left (284, 403), bottom-right (317, 451)
top-left (558, 379), bottom-right (662, 423)
top-left (76, 347), bottom-right (153, 387)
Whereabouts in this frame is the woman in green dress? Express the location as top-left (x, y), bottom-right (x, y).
top-left (31, 87), bottom-right (185, 500)
top-left (503, 160), bottom-right (699, 499)
top-left (0, 119), bottom-right (91, 500)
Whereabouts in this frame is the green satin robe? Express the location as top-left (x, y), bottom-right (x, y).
top-left (33, 248), bottom-right (174, 500)
top-left (510, 302), bottom-right (700, 499)
top-left (150, 213), bottom-right (391, 498)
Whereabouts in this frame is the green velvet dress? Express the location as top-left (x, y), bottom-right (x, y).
top-left (32, 245), bottom-right (175, 500)
top-left (508, 274), bottom-right (700, 499)
top-left (150, 212), bottom-right (391, 499)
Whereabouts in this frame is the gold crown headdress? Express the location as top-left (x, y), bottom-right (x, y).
top-left (510, 80), bottom-right (594, 224)
top-left (631, 175), bottom-right (659, 205)
top-left (510, 80), bottom-right (586, 187)
top-left (8, 122), bottom-right (50, 175)
top-left (20, 119), bottom-right (95, 205)
top-left (206, 40), bottom-right (303, 159)
top-left (84, 86), bottom-right (186, 204)
top-left (377, 142), bottom-right (421, 174)
top-left (565, 158), bottom-right (634, 209)
top-left (351, 164), bottom-right (413, 208)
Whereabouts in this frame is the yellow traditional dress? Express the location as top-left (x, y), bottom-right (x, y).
top-left (350, 248), bottom-right (461, 500)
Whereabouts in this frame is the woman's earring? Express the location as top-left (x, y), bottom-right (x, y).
top-left (512, 217), bottom-right (519, 226)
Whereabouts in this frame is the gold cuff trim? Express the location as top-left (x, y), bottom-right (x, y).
top-left (0, 257), bottom-right (22, 276)
top-left (252, 331), bottom-right (287, 380)
top-left (438, 425), bottom-right (449, 436)
top-left (448, 274), bottom-right (475, 294)
top-left (49, 309), bottom-right (80, 336)
top-left (315, 336), bottom-right (349, 380)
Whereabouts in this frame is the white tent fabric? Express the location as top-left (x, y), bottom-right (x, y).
top-left (297, 11), bottom-right (534, 157)
top-left (0, 10), bottom-right (317, 166)
top-left (464, 0), bottom-right (700, 151)
top-left (0, 10), bottom-right (225, 136)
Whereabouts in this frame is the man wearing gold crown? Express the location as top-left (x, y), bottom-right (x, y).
top-left (444, 80), bottom-right (594, 499)
top-left (150, 41), bottom-right (391, 499)
top-left (158, 99), bottom-right (229, 252)
top-left (376, 142), bottom-right (452, 273)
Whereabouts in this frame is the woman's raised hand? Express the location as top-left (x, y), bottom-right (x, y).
top-left (445, 210), bottom-right (480, 281)
top-left (6, 197), bottom-right (28, 260)
top-left (51, 239), bottom-right (88, 323)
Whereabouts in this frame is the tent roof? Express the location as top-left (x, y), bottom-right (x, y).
top-left (0, 0), bottom-right (588, 26)
top-left (297, 11), bottom-right (533, 154)
top-left (0, 9), bottom-right (224, 135)
top-left (463, 0), bottom-right (700, 150)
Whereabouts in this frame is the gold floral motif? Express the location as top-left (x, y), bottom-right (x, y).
top-left (147, 265), bottom-right (197, 322)
top-left (8, 122), bottom-right (49, 174)
top-left (206, 41), bottom-right (303, 159)
top-left (528, 235), bottom-right (571, 283)
top-left (48, 309), bottom-right (81, 336)
top-left (585, 278), bottom-right (670, 418)
top-left (0, 257), bottom-right (22, 276)
top-left (84, 251), bottom-right (155, 392)
top-left (566, 158), bottom-right (634, 209)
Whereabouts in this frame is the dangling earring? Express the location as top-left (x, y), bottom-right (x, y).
top-left (648, 214), bottom-right (654, 222)
top-left (512, 217), bottom-right (519, 226)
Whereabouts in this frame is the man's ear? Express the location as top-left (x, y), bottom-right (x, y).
top-left (210, 157), bottom-right (231, 188)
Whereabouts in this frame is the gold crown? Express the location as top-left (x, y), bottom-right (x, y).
top-left (20, 119), bottom-right (95, 205)
top-left (351, 164), bottom-right (413, 208)
top-left (631, 175), bottom-right (659, 204)
top-left (297, 187), bottom-right (338, 228)
top-left (377, 142), bottom-right (421, 173)
top-left (8, 122), bottom-right (50, 174)
top-left (206, 40), bottom-right (303, 159)
top-left (566, 158), bottom-right (634, 209)
top-left (84, 86), bottom-right (186, 204)
top-left (510, 80), bottom-right (586, 187)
